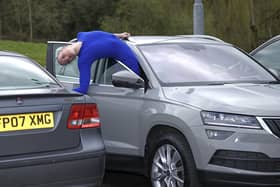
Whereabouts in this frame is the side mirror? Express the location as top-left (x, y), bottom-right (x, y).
top-left (112, 70), bottom-right (145, 89)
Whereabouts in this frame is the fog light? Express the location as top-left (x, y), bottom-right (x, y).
top-left (205, 129), bottom-right (234, 140)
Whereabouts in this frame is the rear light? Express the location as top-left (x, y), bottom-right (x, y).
top-left (68, 104), bottom-right (100, 129)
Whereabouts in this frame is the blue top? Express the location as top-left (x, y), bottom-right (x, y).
top-left (73, 31), bottom-right (139, 94)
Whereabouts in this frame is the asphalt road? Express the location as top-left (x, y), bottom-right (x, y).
top-left (102, 172), bottom-right (240, 187)
top-left (102, 171), bottom-right (151, 187)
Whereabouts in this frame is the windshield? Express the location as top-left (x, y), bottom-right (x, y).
top-left (140, 43), bottom-right (275, 85)
top-left (0, 56), bottom-right (59, 90)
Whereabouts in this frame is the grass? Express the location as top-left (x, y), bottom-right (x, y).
top-left (0, 40), bottom-right (47, 66)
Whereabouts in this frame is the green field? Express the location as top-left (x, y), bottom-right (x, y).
top-left (0, 40), bottom-right (47, 66)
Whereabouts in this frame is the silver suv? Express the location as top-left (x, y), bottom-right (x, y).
top-left (47, 35), bottom-right (280, 187)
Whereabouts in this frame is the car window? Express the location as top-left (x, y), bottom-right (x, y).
top-left (95, 58), bottom-right (127, 85)
top-left (0, 56), bottom-right (59, 90)
top-left (55, 46), bottom-right (80, 78)
top-left (140, 43), bottom-right (275, 85)
top-left (253, 39), bottom-right (280, 70)
top-left (53, 45), bottom-right (97, 83)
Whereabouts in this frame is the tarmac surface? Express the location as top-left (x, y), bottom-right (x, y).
top-left (102, 171), bottom-right (151, 187)
top-left (101, 171), bottom-right (242, 187)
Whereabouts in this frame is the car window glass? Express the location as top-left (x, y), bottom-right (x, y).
top-left (96, 58), bottom-right (127, 85)
top-left (55, 46), bottom-right (80, 77)
top-left (0, 56), bottom-right (59, 90)
top-left (253, 40), bottom-right (280, 70)
top-left (54, 45), bottom-right (97, 83)
top-left (140, 43), bottom-right (275, 85)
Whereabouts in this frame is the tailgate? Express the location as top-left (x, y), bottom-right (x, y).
top-left (0, 93), bottom-right (85, 156)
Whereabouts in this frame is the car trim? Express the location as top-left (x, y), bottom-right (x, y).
top-left (47, 41), bottom-right (73, 44)
top-left (204, 122), bottom-right (261, 129)
top-left (0, 148), bottom-right (104, 169)
top-left (257, 117), bottom-right (280, 139)
top-left (250, 35), bottom-right (280, 55)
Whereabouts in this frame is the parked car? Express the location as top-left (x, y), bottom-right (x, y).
top-left (47, 35), bottom-right (280, 187)
top-left (250, 35), bottom-right (280, 78)
top-left (0, 51), bottom-right (105, 186)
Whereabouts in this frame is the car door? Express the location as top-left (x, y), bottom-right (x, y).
top-left (250, 37), bottom-right (280, 75)
top-left (90, 58), bottom-right (145, 156)
top-left (46, 42), bottom-right (145, 156)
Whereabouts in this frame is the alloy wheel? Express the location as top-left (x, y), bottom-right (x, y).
top-left (151, 144), bottom-right (185, 187)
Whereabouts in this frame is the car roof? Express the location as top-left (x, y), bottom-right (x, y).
top-left (0, 50), bottom-right (27, 58)
top-left (126, 35), bottom-right (229, 45)
top-left (67, 35), bottom-right (230, 46)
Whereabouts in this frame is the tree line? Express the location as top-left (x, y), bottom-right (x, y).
top-left (0, 0), bottom-right (280, 51)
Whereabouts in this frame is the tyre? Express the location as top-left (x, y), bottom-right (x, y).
top-left (147, 129), bottom-right (202, 187)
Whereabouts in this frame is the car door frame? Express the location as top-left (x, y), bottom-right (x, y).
top-left (250, 35), bottom-right (280, 56)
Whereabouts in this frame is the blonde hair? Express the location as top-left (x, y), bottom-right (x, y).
top-left (56, 46), bottom-right (68, 64)
top-left (56, 46), bottom-right (65, 57)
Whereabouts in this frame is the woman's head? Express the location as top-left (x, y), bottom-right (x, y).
top-left (57, 45), bottom-right (77, 65)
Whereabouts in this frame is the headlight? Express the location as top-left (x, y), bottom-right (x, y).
top-left (201, 111), bottom-right (261, 129)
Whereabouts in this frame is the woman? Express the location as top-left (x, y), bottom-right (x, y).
top-left (57, 31), bottom-right (139, 94)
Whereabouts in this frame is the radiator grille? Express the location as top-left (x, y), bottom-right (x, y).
top-left (210, 150), bottom-right (280, 172)
top-left (263, 118), bottom-right (280, 138)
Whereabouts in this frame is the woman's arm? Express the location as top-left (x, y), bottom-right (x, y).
top-left (73, 58), bottom-right (92, 94)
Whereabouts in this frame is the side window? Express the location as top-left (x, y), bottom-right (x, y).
top-left (254, 40), bottom-right (280, 70)
top-left (53, 44), bottom-right (97, 83)
top-left (96, 58), bottom-right (127, 85)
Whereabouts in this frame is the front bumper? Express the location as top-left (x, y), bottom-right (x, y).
top-left (199, 170), bottom-right (280, 186)
top-left (189, 120), bottom-right (280, 186)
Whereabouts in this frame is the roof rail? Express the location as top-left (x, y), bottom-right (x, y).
top-left (176, 35), bottom-right (224, 42)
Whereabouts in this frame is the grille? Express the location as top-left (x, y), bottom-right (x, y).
top-left (210, 150), bottom-right (280, 172)
top-left (263, 118), bottom-right (280, 138)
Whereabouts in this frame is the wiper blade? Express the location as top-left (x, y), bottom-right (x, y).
top-left (204, 82), bottom-right (226, 85)
top-left (265, 80), bottom-right (280, 84)
top-left (245, 80), bottom-right (280, 84)
top-left (204, 80), bottom-right (280, 85)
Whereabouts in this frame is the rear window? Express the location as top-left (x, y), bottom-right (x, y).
top-left (0, 56), bottom-right (59, 90)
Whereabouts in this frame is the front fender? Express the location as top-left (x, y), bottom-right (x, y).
top-left (139, 101), bottom-right (206, 168)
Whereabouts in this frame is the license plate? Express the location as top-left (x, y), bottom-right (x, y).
top-left (0, 112), bottom-right (54, 132)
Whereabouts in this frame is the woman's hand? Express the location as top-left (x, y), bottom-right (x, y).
top-left (115, 32), bottom-right (131, 40)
